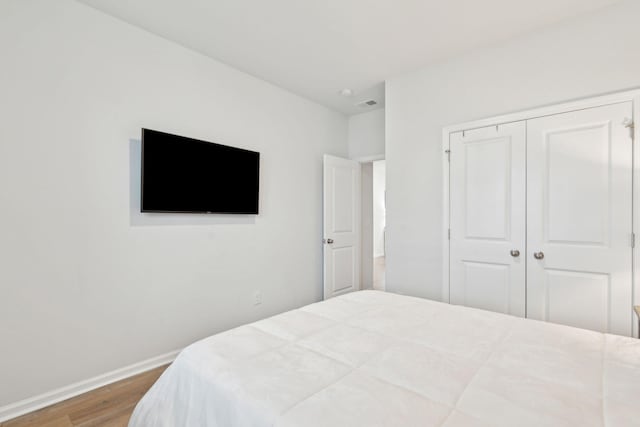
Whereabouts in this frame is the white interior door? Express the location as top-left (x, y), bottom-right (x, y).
top-left (323, 155), bottom-right (361, 299)
top-left (449, 122), bottom-right (526, 316)
top-left (527, 102), bottom-right (633, 335)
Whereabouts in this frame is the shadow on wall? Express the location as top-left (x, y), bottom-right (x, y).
top-left (129, 139), bottom-right (256, 226)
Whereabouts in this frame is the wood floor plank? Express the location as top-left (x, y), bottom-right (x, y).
top-left (2, 415), bottom-right (73, 427)
top-left (73, 403), bottom-right (135, 427)
top-left (2, 365), bottom-right (167, 427)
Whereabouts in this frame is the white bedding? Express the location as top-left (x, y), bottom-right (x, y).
top-left (129, 291), bottom-right (640, 427)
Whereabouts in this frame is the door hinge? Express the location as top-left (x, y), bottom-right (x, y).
top-left (445, 149), bottom-right (451, 162)
top-left (632, 232), bottom-right (636, 248)
top-left (448, 228), bottom-right (451, 240)
top-left (623, 118), bottom-right (634, 139)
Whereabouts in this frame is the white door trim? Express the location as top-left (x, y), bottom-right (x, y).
top-left (443, 89), bottom-right (640, 134)
top-left (442, 131), bottom-right (451, 303)
top-left (442, 88), bottom-right (640, 337)
top-left (351, 154), bottom-right (385, 163)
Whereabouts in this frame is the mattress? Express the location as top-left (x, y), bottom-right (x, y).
top-left (129, 290), bottom-right (640, 426)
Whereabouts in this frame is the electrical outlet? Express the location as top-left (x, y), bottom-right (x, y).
top-left (253, 291), bottom-right (262, 306)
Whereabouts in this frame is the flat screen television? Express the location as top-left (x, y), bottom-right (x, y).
top-left (141, 128), bottom-right (260, 214)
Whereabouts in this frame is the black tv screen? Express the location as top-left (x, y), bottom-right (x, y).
top-left (141, 129), bottom-right (260, 214)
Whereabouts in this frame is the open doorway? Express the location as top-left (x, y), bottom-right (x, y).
top-left (361, 159), bottom-right (385, 291)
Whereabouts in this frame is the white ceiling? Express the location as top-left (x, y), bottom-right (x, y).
top-left (78, 0), bottom-right (621, 115)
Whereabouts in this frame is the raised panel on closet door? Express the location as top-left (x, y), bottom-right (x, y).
top-left (526, 102), bottom-right (633, 336)
top-left (449, 122), bottom-right (526, 316)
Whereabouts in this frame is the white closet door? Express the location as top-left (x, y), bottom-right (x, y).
top-left (450, 122), bottom-right (526, 316)
top-left (527, 102), bottom-right (633, 335)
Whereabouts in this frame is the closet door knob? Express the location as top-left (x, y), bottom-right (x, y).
top-left (534, 252), bottom-right (544, 260)
top-left (326, 238), bottom-right (334, 244)
top-left (510, 250), bottom-right (520, 257)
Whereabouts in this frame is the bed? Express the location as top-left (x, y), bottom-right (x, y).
top-left (129, 290), bottom-right (640, 426)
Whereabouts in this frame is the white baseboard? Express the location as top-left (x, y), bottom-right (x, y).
top-left (0, 349), bottom-right (181, 423)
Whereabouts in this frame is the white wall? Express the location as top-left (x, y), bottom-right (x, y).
top-left (0, 0), bottom-right (347, 408)
top-left (372, 161), bottom-right (386, 258)
top-left (348, 108), bottom-right (385, 160)
top-left (385, 0), bottom-right (640, 300)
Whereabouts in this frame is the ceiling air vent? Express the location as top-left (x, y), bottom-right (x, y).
top-left (356, 99), bottom-right (377, 108)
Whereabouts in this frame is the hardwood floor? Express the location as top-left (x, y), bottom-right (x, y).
top-left (1, 365), bottom-right (168, 427)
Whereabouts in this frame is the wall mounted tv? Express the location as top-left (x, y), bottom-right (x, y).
top-left (141, 129), bottom-right (260, 214)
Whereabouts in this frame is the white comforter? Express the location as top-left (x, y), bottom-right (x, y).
top-left (129, 291), bottom-right (640, 427)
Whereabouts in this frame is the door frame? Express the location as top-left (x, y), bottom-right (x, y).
top-left (442, 88), bottom-right (640, 337)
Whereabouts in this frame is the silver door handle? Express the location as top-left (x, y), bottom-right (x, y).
top-left (510, 249), bottom-right (520, 257)
top-left (325, 238), bottom-right (334, 244)
top-left (534, 252), bottom-right (544, 260)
